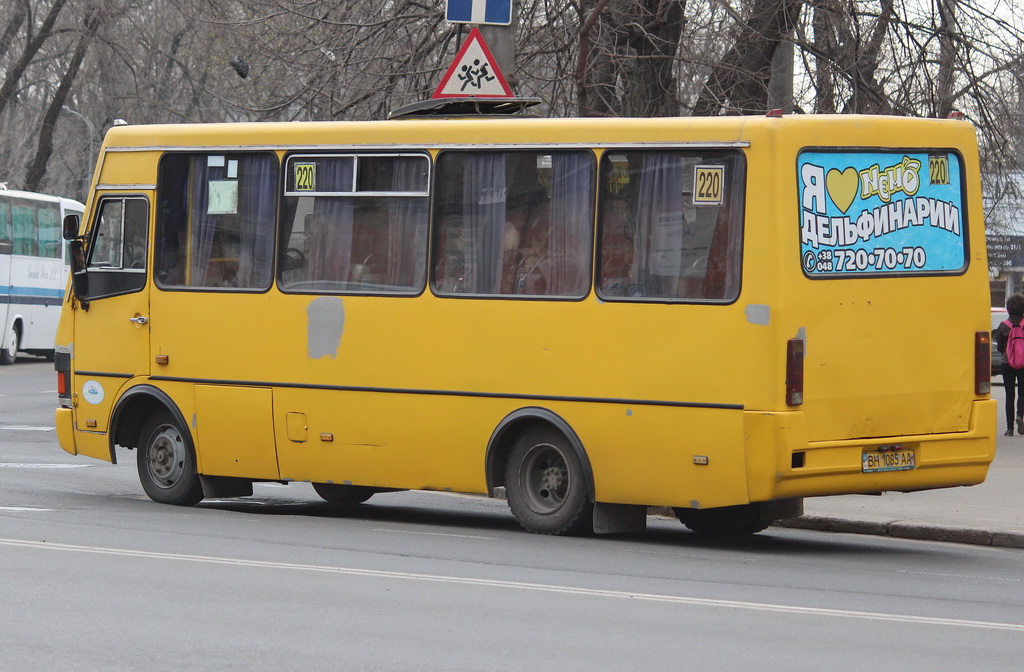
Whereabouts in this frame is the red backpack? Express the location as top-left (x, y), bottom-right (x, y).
top-left (1004, 319), bottom-right (1024, 369)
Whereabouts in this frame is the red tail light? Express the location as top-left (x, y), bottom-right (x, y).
top-left (786, 337), bottom-right (805, 406)
top-left (976, 331), bottom-right (991, 394)
top-left (54, 350), bottom-right (72, 407)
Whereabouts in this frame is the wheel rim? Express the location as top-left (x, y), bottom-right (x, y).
top-left (5, 328), bottom-right (17, 360)
top-left (517, 442), bottom-right (571, 514)
top-left (145, 424), bottom-right (187, 489)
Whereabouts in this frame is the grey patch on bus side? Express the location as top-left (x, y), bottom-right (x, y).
top-left (745, 304), bottom-right (770, 325)
top-left (307, 297), bottom-right (345, 359)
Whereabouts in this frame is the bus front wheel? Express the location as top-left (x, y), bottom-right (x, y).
top-left (137, 411), bottom-right (204, 506)
top-left (505, 427), bottom-right (593, 535)
top-left (0, 325), bottom-right (18, 365)
top-left (312, 483), bottom-right (375, 505)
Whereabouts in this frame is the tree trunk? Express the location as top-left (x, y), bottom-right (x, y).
top-left (935, 0), bottom-right (958, 118)
top-left (692, 0), bottom-right (802, 116)
top-left (0, 0), bottom-right (69, 118)
top-left (24, 8), bottom-right (101, 192)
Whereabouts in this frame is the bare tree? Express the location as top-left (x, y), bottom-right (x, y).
top-left (692, 0), bottom-right (802, 115)
top-left (25, 0), bottom-right (115, 192)
top-left (0, 0), bottom-right (69, 120)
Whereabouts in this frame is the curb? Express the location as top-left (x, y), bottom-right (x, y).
top-left (774, 515), bottom-right (1024, 549)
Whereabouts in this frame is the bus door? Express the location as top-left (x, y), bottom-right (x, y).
top-left (146, 151), bottom-right (282, 481)
top-left (71, 195), bottom-right (151, 442)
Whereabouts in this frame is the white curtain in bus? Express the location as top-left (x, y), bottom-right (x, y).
top-left (461, 153), bottom-right (505, 294)
top-left (308, 158), bottom-right (355, 285)
top-left (386, 160), bottom-right (428, 289)
top-left (547, 153), bottom-right (592, 296)
top-left (633, 153), bottom-right (685, 296)
top-left (235, 155), bottom-right (276, 288)
top-left (188, 156), bottom-right (214, 285)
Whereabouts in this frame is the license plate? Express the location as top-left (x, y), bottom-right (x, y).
top-left (862, 448), bottom-right (916, 473)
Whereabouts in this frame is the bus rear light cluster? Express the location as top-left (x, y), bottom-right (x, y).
top-left (54, 350), bottom-right (73, 408)
top-left (976, 331), bottom-right (991, 395)
top-left (786, 337), bottom-right (805, 406)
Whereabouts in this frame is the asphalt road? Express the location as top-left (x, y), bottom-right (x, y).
top-left (2, 360), bottom-right (1023, 670)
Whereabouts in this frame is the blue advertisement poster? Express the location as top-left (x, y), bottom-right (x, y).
top-left (798, 150), bottom-right (966, 277)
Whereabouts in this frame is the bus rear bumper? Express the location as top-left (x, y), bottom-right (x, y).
top-left (745, 399), bottom-right (997, 502)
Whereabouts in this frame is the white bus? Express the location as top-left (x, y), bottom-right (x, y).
top-left (0, 186), bottom-right (84, 364)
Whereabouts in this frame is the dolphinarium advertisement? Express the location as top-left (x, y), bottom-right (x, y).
top-left (798, 150), bottom-right (966, 277)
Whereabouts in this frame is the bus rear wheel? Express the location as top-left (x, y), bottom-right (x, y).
top-left (312, 483), bottom-right (375, 505)
top-left (137, 411), bottom-right (204, 506)
top-left (673, 504), bottom-right (772, 537)
top-left (505, 427), bottom-right (593, 535)
top-left (0, 325), bottom-right (18, 365)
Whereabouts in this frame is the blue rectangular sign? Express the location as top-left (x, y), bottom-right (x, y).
top-left (446, 0), bottom-right (512, 25)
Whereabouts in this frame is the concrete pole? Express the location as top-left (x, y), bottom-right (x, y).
top-left (478, 5), bottom-right (518, 93)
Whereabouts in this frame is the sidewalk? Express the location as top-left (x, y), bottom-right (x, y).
top-left (776, 384), bottom-right (1024, 548)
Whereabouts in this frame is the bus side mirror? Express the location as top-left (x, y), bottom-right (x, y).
top-left (69, 239), bottom-right (90, 306)
top-left (63, 214), bottom-right (81, 241)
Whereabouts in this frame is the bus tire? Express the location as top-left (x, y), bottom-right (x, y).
top-left (673, 504), bottom-right (771, 537)
top-left (505, 427), bottom-right (593, 535)
top-left (0, 324), bottom-right (18, 365)
top-left (137, 411), bottom-right (204, 506)
top-left (312, 483), bottom-right (375, 505)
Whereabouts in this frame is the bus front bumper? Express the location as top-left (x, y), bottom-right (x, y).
top-left (55, 407), bottom-right (77, 456)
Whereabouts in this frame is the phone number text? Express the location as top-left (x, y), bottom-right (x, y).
top-left (804, 246), bottom-right (928, 273)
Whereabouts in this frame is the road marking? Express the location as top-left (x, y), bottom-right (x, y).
top-left (0, 506), bottom-right (55, 512)
top-left (0, 537), bottom-right (1021, 632)
top-left (0, 463), bottom-right (90, 469)
top-left (0, 426), bottom-right (55, 432)
top-left (373, 528), bottom-right (496, 540)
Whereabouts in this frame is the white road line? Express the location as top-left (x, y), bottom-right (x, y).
top-left (0, 463), bottom-right (90, 469)
top-left (0, 537), bottom-right (1021, 632)
top-left (0, 506), bottom-right (55, 512)
top-left (0, 426), bottom-right (55, 432)
top-left (373, 528), bottom-right (496, 540)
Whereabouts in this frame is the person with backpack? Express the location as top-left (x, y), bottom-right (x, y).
top-left (996, 292), bottom-right (1024, 436)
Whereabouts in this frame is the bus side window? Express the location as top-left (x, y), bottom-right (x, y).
top-left (82, 196), bottom-right (149, 299)
top-left (37, 203), bottom-right (61, 258)
top-left (156, 153), bottom-right (277, 291)
top-left (12, 203), bottom-right (38, 256)
top-left (278, 153), bottom-right (428, 294)
top-left (124, 198), bottom-right (149, 269)
top-left (0, 200), bottom-right (11, 254)
top-left (597, 150), bottom-right (743, 303)
top-left (432, 150), bottom-right (593, 298)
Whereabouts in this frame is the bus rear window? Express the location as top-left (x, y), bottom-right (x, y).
top-left (596, 149), bottom-right (744, 302)
top-left (798, 149), bottom-right (967, 277)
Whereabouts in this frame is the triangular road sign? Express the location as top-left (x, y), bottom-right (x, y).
top-left (433, 28), bottom-right (514, 99)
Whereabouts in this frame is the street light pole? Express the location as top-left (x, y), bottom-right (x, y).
top-left (61, 105), bottom-right (96, 198)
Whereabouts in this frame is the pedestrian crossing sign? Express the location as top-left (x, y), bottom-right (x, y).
top-left (432, 28), bottom-right (514, 99)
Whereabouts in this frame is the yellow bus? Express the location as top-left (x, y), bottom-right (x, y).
top-left (54, 103), bottom-right (996, 536)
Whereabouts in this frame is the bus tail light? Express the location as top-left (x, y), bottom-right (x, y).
top-left (976, 331), bottom-right (991, 395)
top-left (786, 337), bottom-right (805, 406)
top-left (55, 350), bottom-right (72, 408)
